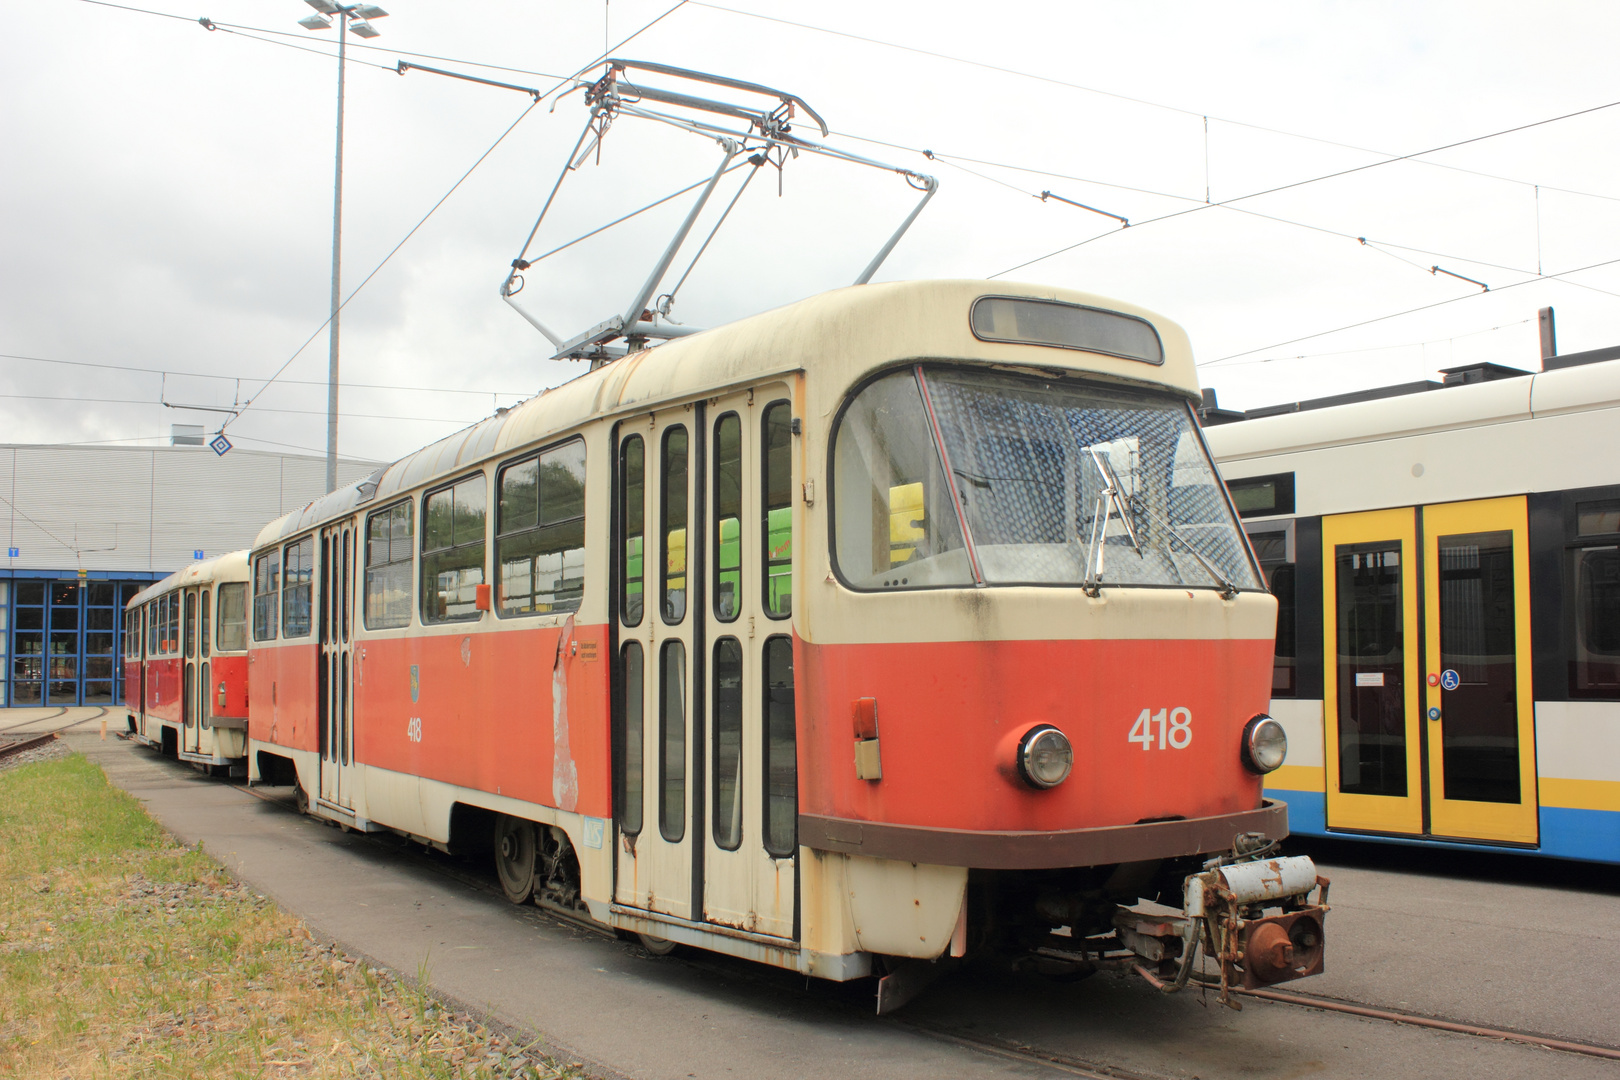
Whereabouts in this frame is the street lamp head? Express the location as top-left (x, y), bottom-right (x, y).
top-left (354, 5), bottom-right (389, 18)
top-left (304, 0), bottom-right (339, 12)
top-left (297, 12), bottom-right (333, 29)
top-left (348, 18), bottom-right (381, 37)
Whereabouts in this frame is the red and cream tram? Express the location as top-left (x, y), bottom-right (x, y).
top-left (124, 550), bottom-right (252, 775)
top-left (246, 280), bottom-right (1327, 1005)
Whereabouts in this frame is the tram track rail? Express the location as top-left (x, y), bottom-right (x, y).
top-left (125, 745), bottom-right (1620, 1074)
top-left (0, 707), bottom-right (109, 744)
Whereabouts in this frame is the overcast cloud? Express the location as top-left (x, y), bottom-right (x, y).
top-left (4, 1), bottom-right (1620, 465)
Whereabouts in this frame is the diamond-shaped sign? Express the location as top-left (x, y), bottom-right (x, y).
top-left (210, 433), bottom-right (232, 456)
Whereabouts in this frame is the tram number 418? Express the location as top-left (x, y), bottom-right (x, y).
top-left (1128, 707), bottom-right (1192, 751)
top-left (406, 717), bottom-right (423, 743)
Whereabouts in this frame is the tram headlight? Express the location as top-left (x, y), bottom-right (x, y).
top-left (1017, 725), bottom-right (1074, 789)
top-left (1241, 715), bottom-right (1288, 774)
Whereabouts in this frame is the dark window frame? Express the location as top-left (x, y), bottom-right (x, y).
top-left (1227, 472), bottom-right (1297, 519)
top-left (762, 400), bottom-right (793, 620)
top-left (761, 634), bottom-right (797, 858)
top-left (711, 635), bottom-right (744, 851)
top-left (282, 536), bottom-right (315, 639)
top-left (713, 412), bottom-right (743, 623)
top-left (363, 499), bottom-right (414, 631)
top-left (494, 437), bottom-right (588, 619)
top-left (620, 434), bottom-right (646, 627)
top-left (252, 550), bottom-right (280, 643)
top-left (420, 471), bottom-right (489, 626)
top-left (660, 426), bottom-right (690, 626)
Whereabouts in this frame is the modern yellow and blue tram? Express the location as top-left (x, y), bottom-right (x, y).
top-left (1205, 348), bottom-right (1620, 861)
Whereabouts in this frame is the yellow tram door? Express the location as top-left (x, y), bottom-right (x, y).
top-left (1420, 497), bottom-right (1538, 845)
top-left (1322, 508), bottom-right (1425, 835)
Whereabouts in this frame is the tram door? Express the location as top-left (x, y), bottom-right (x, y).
top-left (318, 524), bottom-right (356, 810)
top-left (701, 387), bottom-right (797, 939)
top-left (182, 588), bottom-right (202, 755)
top-left (1323, 497), bottom-right (1537, 844)
top-left (615, 404), bottom-right (700, 921)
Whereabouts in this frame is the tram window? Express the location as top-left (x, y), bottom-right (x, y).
top-left (165, 592), bottom-right (178, 654)
top-left (713, 637), bottom-right (743, 850)
top-left (364, 500), bottom-right (413, 630)
top-left (658, 639), bottom-right (687, 843)
top-left (762, 635), bottom-right (797, 858)
top-left (621, 435), bottom-right (646, 627)
top-left (200, 589), bottom-right (211, 659)
top-left (282, 537), bottom-right (314, 638)
top-left (832, 370), bottom-right (971, 590)
top-left (619, 641), bottom-right (645, 836)
top-left (217, 583), bottom-right (247, 652)
top-left (1571, 545), bottom-right (1620, 697)
top-left (1335, 544), bottom-right (1407, 798)
top-left (496, 439), bottom-right (586, 617)
top-left (422, 474), bottom-right (487, 624)
top-left (714, 413), bottom-right (742, 622)
top-left (1249, 529), bottom-right (1297, 696)
top-left (1577, 499), bottom-right (1620, 537)
top-left (762, 402), bottom-right (793, 618)
top-left (661, 427), bottom-right (689, 624)
top-left (1228, 473), bottom-right (1297, 519)
top-left (252, 551), bottom-right (280, 641)
top-left (146, 601), bottom-right (159, 655)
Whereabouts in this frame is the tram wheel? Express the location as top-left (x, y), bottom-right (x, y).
top-left (638, 933), bottom-right (678, 956)
top-left (294, 784), bottom-right (310, 816)
top-left (493, 816), bottom-right (537, 905)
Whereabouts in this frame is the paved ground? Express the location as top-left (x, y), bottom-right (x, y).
top-left (21, 720), bottom-right (1620, 1079)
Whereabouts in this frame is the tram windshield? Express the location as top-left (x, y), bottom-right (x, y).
top-left (833, 366), bottom-right (1261, 593)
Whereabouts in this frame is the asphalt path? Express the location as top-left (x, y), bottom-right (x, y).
top-left (62, 730), bottom-right (1620, 1080)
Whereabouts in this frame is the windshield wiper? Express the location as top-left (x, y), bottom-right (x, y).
top-left (1163, 523), bottom-right (1241, 599)
top-left (1081, 446), bottom-right (1142, 596)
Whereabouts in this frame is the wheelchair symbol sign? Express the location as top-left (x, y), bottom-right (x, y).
top-left (1439, 669), bottom-right (1460, 691)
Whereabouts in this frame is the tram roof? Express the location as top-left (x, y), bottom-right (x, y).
top-left (126, 549), bottom-right (251, 609)
top-left (252, 278), bottom-right (1196, 550)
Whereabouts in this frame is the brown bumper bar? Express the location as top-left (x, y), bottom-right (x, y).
top-left (799, 800), bottom-right (1289, 870)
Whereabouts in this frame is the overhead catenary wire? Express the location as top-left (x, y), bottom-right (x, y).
top-left (0, 393), bottom-right (485, 425)
top-left (689, 0), bottom-right (1620, 208)
top-left (1201, 253), bottom-right (1620, 367)
top-left (0, 352), bottom-right (534, 400)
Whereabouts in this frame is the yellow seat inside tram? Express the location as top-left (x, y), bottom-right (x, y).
top-left (890, 482), bottom-right (925, 564)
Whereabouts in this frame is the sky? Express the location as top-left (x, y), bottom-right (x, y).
top-left (5, 0), bottom-right (1620, 466)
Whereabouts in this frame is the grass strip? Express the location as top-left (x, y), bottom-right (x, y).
top-left (0, 754), bottom-right (587, 1079)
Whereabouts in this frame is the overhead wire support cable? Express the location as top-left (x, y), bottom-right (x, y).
top-left (1200, 253), bottom-right (1620, 367)
top-left (1040, 190), bottom-right (1128, 226)
top-left (992, 93), bottom-right (1620, 279)
top-left (688, 0), bottom-right (1620, 207)
top-left (1431, 265), bottom-right (1489, 292)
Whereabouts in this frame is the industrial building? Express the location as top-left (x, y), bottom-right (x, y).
top-left (1, 442), bottom-right (377, 707)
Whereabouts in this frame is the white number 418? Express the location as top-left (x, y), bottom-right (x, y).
top-left (1129, 707), bottom-right (1192, 751)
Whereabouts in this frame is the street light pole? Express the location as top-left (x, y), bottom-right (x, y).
top-left (326, 10), bottom-right (346, 494)
top-left (298, 0), bottom-right (386, 493)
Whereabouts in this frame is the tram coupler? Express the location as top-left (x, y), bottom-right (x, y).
top-left (1121, 849), bottom-right (1329, 1008)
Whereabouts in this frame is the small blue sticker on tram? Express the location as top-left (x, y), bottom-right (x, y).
top-left (1440, 669), bottom-right (1460, 691)
top-left (410, 665), bottom-right (420, 703)
top-left (583, 818), bottom-right (605, 849)
top-left (1428, 707), bottom-right (1442, 720)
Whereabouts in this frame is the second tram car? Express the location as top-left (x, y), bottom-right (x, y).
top-left (1205, 350), bottom-right (1620, 862)
top-left (124, 550), bottom-right (252, 774)
top-left (245, 280), bottom-right (1327, 1005)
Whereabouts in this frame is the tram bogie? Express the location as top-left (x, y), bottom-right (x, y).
top-left (230, 280), bottom-right (1324, 1007)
